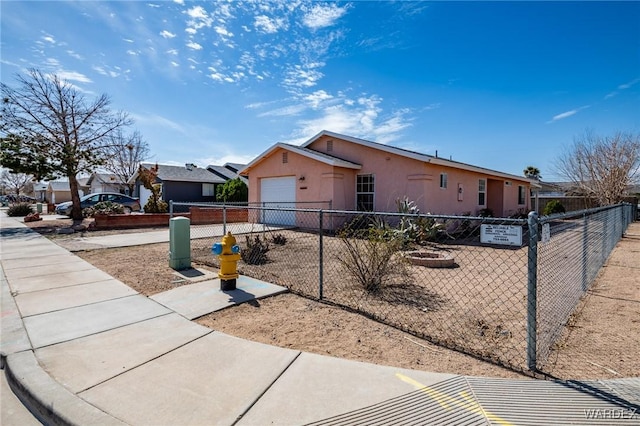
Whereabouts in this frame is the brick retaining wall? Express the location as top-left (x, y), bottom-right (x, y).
top-left (93, 207), bottom-right (248, 229)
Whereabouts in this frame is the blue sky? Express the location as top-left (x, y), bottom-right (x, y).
top-left (2, 1), bottom-right (639, 181)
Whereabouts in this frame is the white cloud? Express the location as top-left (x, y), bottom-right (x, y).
top-left (57, 70), bottom-right (93, 84)
top-left (282, 94), bottom-right (412, 146)
top-left (166, 49), bottom-right (178, 55)
top-left (302, 4), bottom-right (348, 30)
top-left (283, 64), bottom-right (324, 90)
top-left (548, 105), bottom-right (590, 123)
top-left (42, 35), bottom-right (56, 44)
top-left (160, 30), bottom-right (176, 39)
top-left (254, 15), bottom-right (286, 34)
top-left (304, 90), bottom-right (333, 108)
top-left (258, 104), bottom-right (307, 117)
top-left (605, 77), bottom-right (640, 99)
top-left (215, 26), bottom-right (233, 38)
top-left (185, 5), bottom-right (213, 31)
top-left (618, 77), bottom-right (640, 90)
top-left (66, 50), bottom-right (83, 60)
top-left (550, 110), bottom-right (578, 122)
top-left (186, 41), bottom-right (202, 50)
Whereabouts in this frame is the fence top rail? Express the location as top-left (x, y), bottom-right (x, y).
top-left (170, 200), bottom-right (332, 207)
top-left (539, 202), bottom-right (631, 223)
top-left (171, 201), bottom-right (530, 223)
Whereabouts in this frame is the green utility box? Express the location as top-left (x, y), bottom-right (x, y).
top-left (169, 217), bottom-right (191, 270)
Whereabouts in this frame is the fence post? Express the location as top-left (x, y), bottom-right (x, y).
top-left (169, 200), bottom-right (174, 218)
top-left (526, 211), bottom-right (539, 371)
top-left (223, 205), bottom-right (227, 235)
top-left (319, 210), bottom-right (324, 300)
top-left (583, 212), bottom-right (590, 291)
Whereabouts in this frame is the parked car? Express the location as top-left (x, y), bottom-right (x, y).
top-left (3, 194), bottom-right (36, 203)
top-left (55, 192), bottom-right (141, 216)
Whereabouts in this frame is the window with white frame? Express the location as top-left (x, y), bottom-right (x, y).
top-left (518, 185), bottom-right (526, 205)
top-left (478, 179), bottom-right (486, 205)
top-left (439, 173), bottom-right (448, 189)
top-left (356, 174), bottom-right (375, 211)
top-left (202, 183), bottom-right (215, 197)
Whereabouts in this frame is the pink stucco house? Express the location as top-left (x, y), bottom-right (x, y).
top-left (241, 130), bottom-right (536, 224)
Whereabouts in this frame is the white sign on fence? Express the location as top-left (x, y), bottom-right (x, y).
top-left (480, 224), bottom-right (522, 246)
top-left (541, 223), bottom-right (551, 243)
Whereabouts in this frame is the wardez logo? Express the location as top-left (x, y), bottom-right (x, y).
top-left (584, 408), bottom-right (638, 420)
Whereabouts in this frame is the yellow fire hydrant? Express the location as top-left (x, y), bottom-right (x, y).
top-left (212, 232), bottom-right (241, 290)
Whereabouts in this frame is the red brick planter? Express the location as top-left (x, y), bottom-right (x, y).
top-left (92, 207), bottom-right (248, 229)
top-left (93, 213), bottom-right (189, 229)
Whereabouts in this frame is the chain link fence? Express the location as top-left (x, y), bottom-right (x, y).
top-left (533, 204), bottom-right (636, 377)
top-left (170, 201), bottom-right (635, 378)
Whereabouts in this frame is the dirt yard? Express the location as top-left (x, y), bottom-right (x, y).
top-left (27, 217), bottom-right (639, 380)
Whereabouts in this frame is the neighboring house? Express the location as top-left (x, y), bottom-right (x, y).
top-left (240, 130), bottom-right (537, 225)
top-left (46, 178), bottom-right (89, 204)
top-left (206, 162), bottom-right (248, 185)
top-left (86, 173), bottom-right (128, 194)
top-left (33, 182), bottom-right (48, 202)
top-left (129, 163), bottom-right (227, 208)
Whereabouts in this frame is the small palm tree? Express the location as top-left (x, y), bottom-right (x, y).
top-left (523, 166), bottom-right (542, 180)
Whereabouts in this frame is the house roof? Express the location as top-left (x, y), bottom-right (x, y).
top-left (222, 163), bottom-right (246, 173)
top-left (240, 142), bottom-right (362, 175)
top-left (86, 173), bottom-right (125, 186)
top-left (47, 181), bottom-right (70, 191)
top-left (299, 130), bottom-right (540, 186)
top-left (135, 163), bottom-right (226, 184)
top-left (206, 164), bottom-right (249, 184)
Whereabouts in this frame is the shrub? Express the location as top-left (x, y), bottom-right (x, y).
top-left (271, 233), bottom-right (287, 245)
top-left (509, 208), bottom-right (529, 219)
top-left (337, 228), bottom-right (410, 294)
top-left (143, 197), bottom-right (168, 213)
top-left (7, 202), bottom-right (34, 217)
top-left (83, 201), bottom-right (125, 217)
top-left (216, 177), bottom-right (248, 202)
top-left (543, 200), bottom-right (566, 215)
top-left (477, 208), bottom-right (494, 217)
top-left (241, 235), bottom-right (270, 265)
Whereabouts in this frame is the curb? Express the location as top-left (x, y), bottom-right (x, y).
top-left (3, 351), bottom-right (125, 426)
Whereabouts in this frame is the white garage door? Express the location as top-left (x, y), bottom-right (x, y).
top-left (260, 176), bottom-right (296, 226)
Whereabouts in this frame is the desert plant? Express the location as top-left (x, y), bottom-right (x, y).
top-left (509, 208), bottom-right (529, 219)
top-left (395, 197), bottom-right (449, 245)
top-left (7, 202), bottom-right (33, 217)
top-left (83, 201), bottom-right (125, 217)
top-left (543, 200), bottom-right (566, 215)
top-left (271, 233), bottom-right (287, 245)
top-left (241, 235), bottom-right (270, 265)
top-left (337, 228), bottom-right (410, 293)
top-left (477, 208), bottom-right (494, 217)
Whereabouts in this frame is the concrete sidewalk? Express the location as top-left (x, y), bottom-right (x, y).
top-left (2, 213), bottom-right (639, 425)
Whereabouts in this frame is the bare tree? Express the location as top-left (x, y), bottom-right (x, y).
top-left (1, 69), bottom-right (132, 220)
top-left (102, 129), bottom-right (150, 195)
top-left (0, 170), bottom-right (33, 199)
top-left (555, 130), bottom-right (640, 206)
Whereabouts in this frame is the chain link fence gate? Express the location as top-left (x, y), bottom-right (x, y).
top-left (170, 201), bottom-right (635, 378)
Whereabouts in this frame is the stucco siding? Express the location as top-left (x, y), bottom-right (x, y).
top-left (246, 132), bottom-right (533, 217)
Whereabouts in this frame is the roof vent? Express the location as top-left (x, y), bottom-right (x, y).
top-left (185, 163), bottom-right (196, 171)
